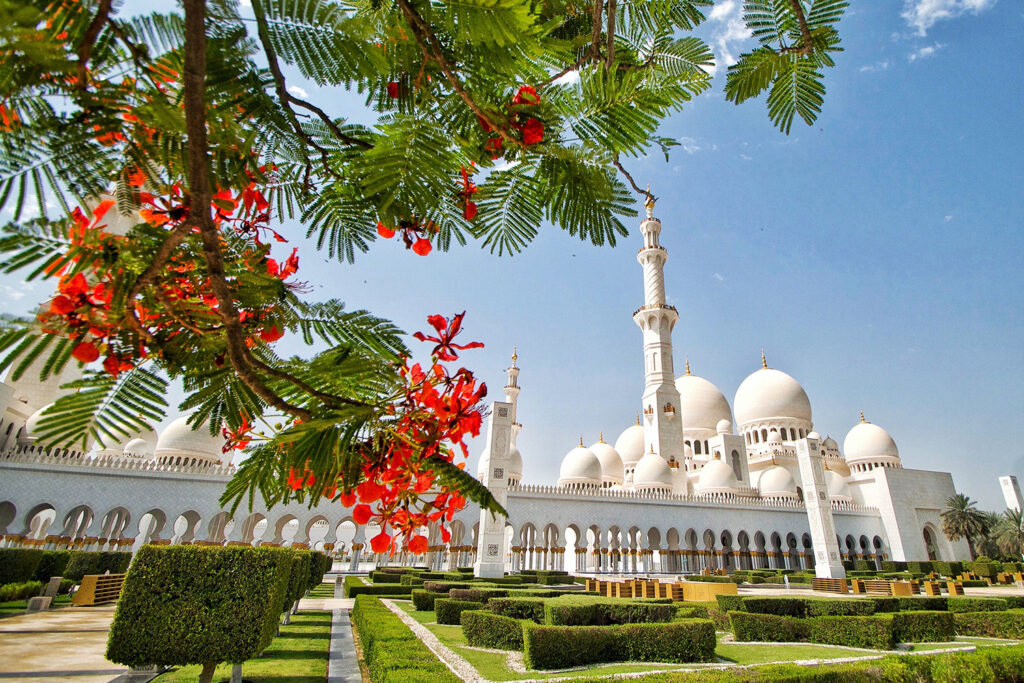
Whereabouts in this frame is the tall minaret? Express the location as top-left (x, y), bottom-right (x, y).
top-left (632, 193), bottom-right (686, 463)
top-left (504, 347), bottom-right (522, 449)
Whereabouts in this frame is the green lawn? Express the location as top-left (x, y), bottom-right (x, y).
top-left (308, 582), bottom-right (336, 598)
top-left (0, 595), bottom-right (71, 618)
top-left (152, 610), bottom-right (331, 683)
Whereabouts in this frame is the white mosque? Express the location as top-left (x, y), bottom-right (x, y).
top-left (0, 196), bottom-right (970, 574)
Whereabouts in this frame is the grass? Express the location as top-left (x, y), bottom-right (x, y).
top-left (152, 610), bottom-right (331, 683)
top-left (308, 581), bottom-right (335, 598)
top-left (0, 595), bottom-right (71, 618)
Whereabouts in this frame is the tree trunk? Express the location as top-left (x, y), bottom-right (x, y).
top-left (967, 537), bottom-right (977, 561)
top-left (197, 662), bottom-right (218, 683)
top-left (230, 663), bottom-right (242, 683)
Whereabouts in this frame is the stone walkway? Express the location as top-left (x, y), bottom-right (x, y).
top-left (0, 605), bottom-right (128, 683)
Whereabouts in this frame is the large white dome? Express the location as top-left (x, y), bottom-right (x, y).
top-left (155, 416), bottom-right (224, 462)
top-left (558, 445), bottom-right (602, 486)
top-left (825, 469), bottom-right (852, 500)
top-left (632, 451), bottom-right (673, 490)
top-left (843, 420), bottom-right (899, 463)
top-left (590, 440), bottom-right (624, 484)
top-left (614, 423), bottom-right (645, 466)
top-left (733, 367), bottom-right (812, 426)
top-left (508, 446), bottom-right (523, 479)
top-left (674, 374), bottom-right (732, 433)
top-left (123, 438), bottom-right (155, 458)
top-left (697, 458), bottom-right (738, 492)
top-left (758, 465), bottom-right (797, 497)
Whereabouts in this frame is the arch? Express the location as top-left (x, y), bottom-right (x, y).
top-left (205, 511), bottom-right (232, 544)
top-left (60, 505), bottom-right (95, 541)
top-left (0, 501), bottom-right (15, 535)
top-left (785, 532), bottom-right (799, 569)
top-left (922, 525), bottom-right (942, 561)
top-left (694, 441), bottom-right (702, 455)
top-left (730, 450), bottom-right (742, 480)
top-left (100, 507), bottom-right (132, 542)
top-left (760, 428), bottom-right (768, 442)
top-left (19, 502), bottom-right (55, 539)
top-left (135, 508), bottom-right (167, 545)
top-left (171, 510), bottom-right (202, 544)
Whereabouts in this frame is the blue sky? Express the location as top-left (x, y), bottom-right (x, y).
top-left (2, 0), bottom-right (1021, 510)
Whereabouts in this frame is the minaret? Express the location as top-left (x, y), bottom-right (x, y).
top-left (504, 347), bottom-right (522, 449)
top-left (632, 192), bottom-right (686, 463)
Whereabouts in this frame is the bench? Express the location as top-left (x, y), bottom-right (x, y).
top-left (946, 581), bottom-right (965, 596)
top-left (850, 579), bottom-right (866, 594)
top-left (812, 578), bottom-right (849, 594)
top-left (72, 573), bottom-right (126, 606)
top-left (890, 581), bottom-right (917, 596)
top-left (923, 580), bottom-right (942, 596)
top-left (863, 580), bottom-right (894, 595)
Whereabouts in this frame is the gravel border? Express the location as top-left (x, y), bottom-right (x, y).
top-left (382, 599), bottom-right (482, 682)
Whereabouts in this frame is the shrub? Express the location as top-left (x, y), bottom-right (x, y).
top-left (64, 551), bottom-right (132, 581)
top-left (892, 611), bottom-right (956, 642)
top-left (806, 614), bottom-right (896, 650)
top-left (449, 587), bottom-right (508, 603)
top-left (0, 580), bottom-right (44, 602)
top-left (461, 609), bottom-right (525, 649)
top-left (487, 597), bottom-right (546, 622)
top-left (543, 598), bottom-right (674, 626)
top-left (948, 597), bottom-right (1008, 613)
top-left (730, 611), bottom-right (807, 642)
top-left (740, 597), bottom-right (807, 618)
top-left (351, 594), bottom-right (459, 682)
top-left (283, 551), bottom-right (311, 614)
top-left (881, 561), bottom-right (907, 572)
top-left (411, 589), bottom-right (447, 611)
top-left (371, 571), bottom-right (405, 584)
top-left (934, 561), bottom-right (963, 577)
top-left (907, 561), bottom-right (934, 574)
top-left (896, 596), bottom-right (948, 612)
top-left (422, 581), bottom-right (462, 593)
top-left (456, 567), bottom-right (474, 574)
top-left (475, 576), bottom-right (523, 585)
top-left (968, 561), bottom-right (999, 579)
top-left (715, 594), bottom-right (745, 612)
top-left (522, 620), bottom-right (715, 669)
top-left (0, 549), bottom-right (43, 584)
top-left (961, 579), bottom-right (989, 588)
top-left (400, 574), bottom-right (425, 586)
top-left (805, 599), bottom-right (876, 617)
top-left (954, 609), bottom-right (1024, 639)
top-left (1004, 596), bottom-right (1024, 609)
top-left (343, 576), bottom-right (412, 598)
top-left (436, 598), bottom-right (486, 625)
top-left (106, 546), bottom-right (291, 675)
top-left (418, 572), bottom-right (469, 581)
top-left (32, 550), bottom-right (72, 582)
top-left (854, 560), bottom-right (874, 571)
top-left (307, 552), bottom-right (332, 591)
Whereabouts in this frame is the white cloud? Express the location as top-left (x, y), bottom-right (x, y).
top-left (902, 0), bottom-right (997, 36)
top-left (2, 282), bottom-right (35, 301)
top-left (706, 0), bottom-right (753, 74)
top-left (860, 60), bottom-right (891, 72)
top-left (712, 273), bottom-right (725, 282)
top-left (739, 154), bottom-right (753, 161)
top-left (908, 42), bottom-right (945, 61)
top-left (678, 136), bottom-right (702, 154)
top-left (287, 85), bottom-right (308, 99)
top-left (944, 215), bottom-right (953, 222)
top-left (552, 70), bottom-right (581, 86)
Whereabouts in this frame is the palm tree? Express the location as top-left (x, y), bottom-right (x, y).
top-left (941, 493), bottom-right (990, 560)
top-left (994, 509), bottom-right (1024, 559)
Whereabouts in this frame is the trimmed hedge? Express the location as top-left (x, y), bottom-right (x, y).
top-left (0, 549), bottom-right (43, 584)
top-left (400, 574), bottom-right (426, 586)
top-left (64, 551), bottom-right (132, 581)
top-left (0, 580), bottom-right (44, 602)
top-left (740, 597), bottom-right (808, 618)
top-left (418, 572), bottom-right (470, 581)
top-left (522, 619), bottom-right (716, 669)
top-left (308, 551), bottom-right (332, 591)
top-left (435, 598), bottom-right (485, 625)
top-left (934, 561), bottom-right (964, 577)
top-left (806, 614), bottom-right (897, 650)
top-left (352, 594), bottom-right (459, 682)
top-left (461, 609), bottom-right (526, 649)
top-left (33, 550), bottom-right (72, 582)
top-left (283, 551), bottom-right (311, 614)
top-left (967, 561), bottom-right (1000, 579)
top-left (908, 561), bottom-right (934, 574)
top-left (422, 581), bottom-right (462, 593)
top-left (488, 597), bottom-right (546, 623)
top-left (449, 587), bottom-right (508, 603)
top-left (543, 598), bottom-right (674, 626)
top-left (891, 611), bottom-right (956, 642)
top-left (948, 597), bottom-right (1008, 613)
top-left (715, 594), bottom-right (745, 612)
top-left (106, 546), bottom-right (291, 668)
top-left (480, 576), bottom-right (524, 585)
top-left (954, 609), bottom-right (1024, 639)
top-left (343, 576), bottom-right (412, 598)
top-left (805, 599), bottom-right (876, 617)
top-left (411, 589), bottom-right (447, 611)
top-left (371, 571), bottom-right (405, 583)
top-left (730, 611), bottom-right (808, 643)
top-left (896, 596), bottom-right (948, 612)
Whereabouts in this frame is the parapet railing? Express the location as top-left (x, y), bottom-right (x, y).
top-left (1, 445), bottom-right (235, 477)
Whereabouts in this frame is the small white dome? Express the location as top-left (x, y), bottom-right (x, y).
top-left (683, 444), bottom-right (694, 460)
top-left (558, 445), bottom-right (602, 486)
top-left (476, 448), bottom-right (490, 480)
top-left (843, 420), bottom-right (899, 464)
top-left (758, 465), bottom-right (797, 496)
top-left (807, 431), bottom-right (821, 441)
top-left (675, 374), bottom-right (733, 433)
top-left (697, 458), bottom-right (738, 492)
top-left (508, 446), bottom-right (523, 478)
top-left (825, 469), bottom-right (852, 500)
top-left (123, 438), bottom-right (155, 458)
top-left (632, 451), bottom-right (673, 490)
top-left (154, 416), bottom-right (224, 462)
top-left (767, 429), bottom-right (783, 445)
top-left (19, 404), bottom-right (54, 444)
top-left (590, 440), bottom-right (624, 484)
top-left (716, 419), bottom-right (732, 435)
top-left (734, 367), bottom-right (812, 426)
top-left (823, 436), bottom-right (839, 450)
top-left (614, 424), bottom-right (645, 466)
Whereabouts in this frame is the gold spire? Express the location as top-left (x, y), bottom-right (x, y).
top-left (512, 346), bottom-right (517, 362)
top-left (685, 355), bottom-right (691, 376)
top-left (599, 431), bottom-right (604, 443)
top-left (761, 349), bottom-right (768, 369)
top-left (644, 184), bottom-right (655, 215)
top-left (859, 411), bottom-right (867, 423)
top-left (635, 413), bottom-right (641, 426)
top-left (579, 436), bottom-right (584, 447)
top-left (649, 445), bottom-right (656, 454)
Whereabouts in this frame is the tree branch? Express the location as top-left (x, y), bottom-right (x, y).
top-left (605, 0), bottom-right (616, 70)
top-left (77, 0), bottom-right (114, 89)
top-left (612, 156), bottom-right (654, 204)
top-left (787, 0), bottom-right (814, 56)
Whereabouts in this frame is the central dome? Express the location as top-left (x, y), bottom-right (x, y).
top-left (733, 368), bottom-right (812, 426)
top-left (558, 445), bottom-right (602, 486)
top-left (674, 374), bottom-right (732, 432)
top-left (614, 424), bottom-right (645, 466)
top-left (843, 421), bottom-right (899, 463)
top-left (633, 451), bottom-right (673, 490)
top-left (758, 465), bottom-right (797, 497)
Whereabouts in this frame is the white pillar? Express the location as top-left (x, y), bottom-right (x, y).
top-left (796, 437), bottom-right (846, 578)
top-left (474, 401), bottom-right (513, 578)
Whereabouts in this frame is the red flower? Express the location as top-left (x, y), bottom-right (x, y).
top-left (338, 491), bottom-right (357, 507)
top-left (72, 341), bottom-right (99, 363)
top-left (50, 295), bottom-right (76, 315)
top-left (287, 467), bottom-right (305, 491)
top-left (476, 114), bottom-right (492, 132)
top-left (440, 525), bottom-right (451, 543)
top-left (370, 531), bottom-right (391, 554)
top-left (408, 534), bottom-right (428, 554)
top-left (387, 82), bottom-right (399, 98)
top-left (377, 221), bottom-right (395, 238)
top-left (484, 137), bottom-right (503, 158)
top-left (414, 473), bottom-right (433, 494)
top-left (463, 201), bottom-right (477, 221)
top-left (412, 311), bottom-right (484, 361)
top-left (522, 117), bottom-right (544, 145)
top-left (102, 355), bottom-right (133, 378)
top-left (512, 85), bottom-right (540, 106)
top-left (260, 326), bottom-right (284, 342)
top-left (412, 238), bottom-right (432, 256)
top-left (357, 480), bottom-right (386, 503)
top-left (353, 504), bottom-right (373, 525)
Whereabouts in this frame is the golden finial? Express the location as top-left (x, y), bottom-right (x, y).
top-left (761, 349), bottom-right (768, 369)
top-left (579, 436), bottom-right (584, 447)
top-left (635, 413), bottom-right (641, 426)
top-left (649, 445), bottom-right (656, 454)
top-left (599, 431), bottom-right (604, 443)
top-left (859, 411), bottom-right (866, 423)
top-left (512, 346), bottom-right (517, 362)
top-left (644, 184), bottom-right (655, 215)
top-left (685, 355), bottom-right (691, 376)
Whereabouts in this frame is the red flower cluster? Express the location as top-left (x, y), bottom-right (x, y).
top-left (376, 219), bottom-right (435, 255)
top-left (287, 312), bottom-right (488, 555)
top-left (459, 166), bottom-right (479, 221)
top-left (222, 416), bottom-right (254, 453)
top-left (480, 85), bottom-right (545, 156)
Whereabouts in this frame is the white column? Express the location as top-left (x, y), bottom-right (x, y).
top-left (474, 401), bottom-right (513, 578)
top-left (796, 437), bottom-right (846, 578)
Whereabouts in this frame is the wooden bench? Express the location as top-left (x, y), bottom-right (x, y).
top-left (614, 582), bottom-right (633, 598)
top-left (863, 580), bottom-right (894, 595)
top-left (923, 580), bottom-right (942, 596)
top-left (947, 581), bottom-right (965, 595)
top-left (812, 578), bottom-right (849, 594)
top-left (850, 579), bottom-right (866, 594)
top-left (72, 573), bottom-right (125, 606)
top-left (890, 581), bottom-right (916, 596)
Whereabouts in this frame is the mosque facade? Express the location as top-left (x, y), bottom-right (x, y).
top-left (0, 198), bottom-right (970, 573)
